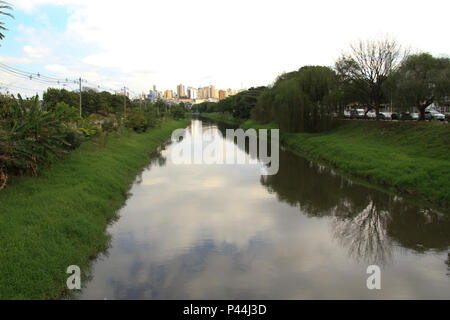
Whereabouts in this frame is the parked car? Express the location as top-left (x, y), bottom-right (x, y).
top-left (367, 111), bottom-right (376, 119)
top-left (391, 112), bottom-right (400, 120)
top-left (380, 112), bottom-right (392, 120)
top-left (399, 112), bottom-right (413, 120)
top-left (425, 110), bottom-right (446, 121)
top-left (350, 109), bottom-right (365, 119)
top-left (356, 109), bottom-right (366, 119)
top-left (411, 113), bottom-right (419, 120)
top-left (344, 110), bottom-right (351, 119)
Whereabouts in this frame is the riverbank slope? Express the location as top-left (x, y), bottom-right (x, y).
top-left (0, 119), bottom-right (189, 299)
top-left (201, 113), bottom-right (450, 209)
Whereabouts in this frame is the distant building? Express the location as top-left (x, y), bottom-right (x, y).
top-left (177, 84), bottom-right (186, 98)
top-left (164, 90), bottom-right (173, 99)
top-left (219, 90), bottom-right (227, 101)
top-left (187, 87), bottom-right (197, 100)
top-left (209, 85), bottom-right (216, 99)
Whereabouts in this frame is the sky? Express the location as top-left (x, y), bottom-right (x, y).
top-left (0, 0), bottom-right (449, 97)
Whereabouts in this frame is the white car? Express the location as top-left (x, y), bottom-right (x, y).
top-left (411, 113), bottom-right (419, 120)
top-left (354, 109), bottom-right (365, 119)
top-left (380, 112), bottom-right (392, 120)
top-left (344, 110), bottom-right (351, 118)
top-left (367, 111), bottom-right (376, 119)
top-left (427, 110), bottom-right (446, 121)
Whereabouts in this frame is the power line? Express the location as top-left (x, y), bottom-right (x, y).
top-left (0, 62), bottom-right (145, 115)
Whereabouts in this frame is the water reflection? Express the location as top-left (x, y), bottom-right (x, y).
top-left (446, 254), bottom-right (450, 276)
top-left (259, 150), bottom-right (450, 266)
top-left (78, 120), bottom-right (450, 300)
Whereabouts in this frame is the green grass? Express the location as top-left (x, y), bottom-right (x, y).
top-left (0, 119), bottom-right (189, 299)
top-left (240, 118), bottom-right (449, 209)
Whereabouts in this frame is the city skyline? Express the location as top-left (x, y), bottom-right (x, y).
top-left (1, 1), bottom-right (449, 97)
top-left (144, 83), bottom-right (243, 104)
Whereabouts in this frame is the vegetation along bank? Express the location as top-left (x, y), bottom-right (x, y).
top-left (0, 118), bottom-right (190, 299)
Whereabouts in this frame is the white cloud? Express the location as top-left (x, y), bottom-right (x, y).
top-left (14, 0), bottom-right (81, 13)
top-left (23, 45), bottom-right (50, 59)
top-left (17, 24), bottom-right (35, 36)
top-left (12, 0), bottom-right (450, 93)
top-left (45, 64), bottom-right (68, 73)
top-left (0, 56), bottom-right (31, 64)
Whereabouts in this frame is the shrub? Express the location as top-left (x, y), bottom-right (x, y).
top-left (55, 102), bottom-right (80, 123)
top-left (77, 118), bottom-right (100, 138)
top-left (102, 118), bottom-right (118, 133)
top-left (125, 111), bottom-right (149, 133)
top-left (171, 105), bottom-right (186, 120)
top-left (63, 129), bottom-right (84, 150)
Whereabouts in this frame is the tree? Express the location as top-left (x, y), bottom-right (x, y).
top-left (171, 105), bottom-right (186, 120)
top-left (394, 53), bottom-right (450, 120)
top-left (336, 36), bottom-right (407, 118)
top-left (0, 1), bottom-right (13, 43)
top-left (252, 66), bottom-right (339, 133)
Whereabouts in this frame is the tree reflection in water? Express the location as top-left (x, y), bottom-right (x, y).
top-left (446, 253), bottom-right (450, 276)
top-left (258, 147), bottom-right (450, 266)
top-left (331, 199), bottom-right (392, 265)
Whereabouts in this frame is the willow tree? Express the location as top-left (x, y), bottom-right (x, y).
top-left (253, 66), bottom-right (339, 133)
top-left (0, 1), bottom-right (13, 43)
top-left (336, 36), bottom-right (408, 119)
top-left (394, 53), bottom-right (450, 121)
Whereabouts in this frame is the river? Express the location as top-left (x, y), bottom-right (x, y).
top-left (77, 119), bottom-right (450, 299)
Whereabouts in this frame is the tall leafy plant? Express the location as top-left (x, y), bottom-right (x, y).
top-left (0, 95), bottom-right (72, 189)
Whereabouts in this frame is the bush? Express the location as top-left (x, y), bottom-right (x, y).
top-left (77, 118), bottom-right (100, 138)
top-left (55, 102), bottom-right (80, 123)
top-left (125, 111), bottom-right (149, 133)
top-left (171, 105), bottom-right (186, 120)
top-left (102, 118), bottom-right (118, 133)
top-left (63, 129), bottom-right (84, 150)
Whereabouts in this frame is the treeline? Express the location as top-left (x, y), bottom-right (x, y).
top-left (200, 38), bottom-right (450, 133)
top-left (0, 89), bottom-right (187, 190)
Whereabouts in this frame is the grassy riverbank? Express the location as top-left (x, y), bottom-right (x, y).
top-left (281, 121), bottom-right (450, 208)
top-left (0, 119), bottom-right (189, 299)
top-left (202, 113), bottom-right (450, 208)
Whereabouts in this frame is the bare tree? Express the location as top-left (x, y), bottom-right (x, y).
top-left (336, 36), bottom-right (408, 119)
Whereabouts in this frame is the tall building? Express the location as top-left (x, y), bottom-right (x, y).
top-left (187, 87), bottom-right (197, 100)
top-left (164, 90), bottom-right (173, 99)
top-left (209, 85), bottom-right (216, 99)
top-left (219, 90), bottom-right (227, 101)
top-left (177, 84), bottom-right (185, 98)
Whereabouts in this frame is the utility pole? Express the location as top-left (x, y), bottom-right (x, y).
top-left (79, 77), bottom-right (82, 118)
top-left (123, 87), bottom-right (127, 118)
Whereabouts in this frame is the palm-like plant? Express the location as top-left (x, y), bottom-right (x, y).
top-left (0, 95), bottom-right (72, 189)
top-left (0, 1), bottom-right (13, 41)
